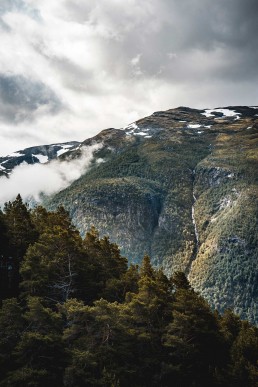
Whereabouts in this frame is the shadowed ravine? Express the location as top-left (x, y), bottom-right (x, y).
top-left (186, 169), bottom-right (199, 277)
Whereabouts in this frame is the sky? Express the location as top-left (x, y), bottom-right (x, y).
top-left (0, 0), bottom-right (257, 156)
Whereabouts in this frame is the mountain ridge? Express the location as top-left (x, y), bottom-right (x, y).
top-left (0, 140), bottom-right (80, 177)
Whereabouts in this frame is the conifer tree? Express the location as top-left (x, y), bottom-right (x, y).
top-left (0, 210), bottom-right (11, 299)
top-left (1, 297), bottom-right (64, 387)
top-left (2, 195), bottom-right (38, 297)
top-left (162, 272), bottom-right (224, 387)
top-left (3, 195), bottom-right (38, 258)
top-left (227, 320), bottom-right (258, 387)
top-left (20, 209), bottom-right (83, 304)
top-left (121, 255), bottom-right (173, 386)
top-left (0, 298), bottom-right (24, 382)
top-left (81, 227), bottom-right (128, 303)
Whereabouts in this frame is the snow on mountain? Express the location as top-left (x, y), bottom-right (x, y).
top-left (201, 108), bottom-right (241, 119)
top-left (187, 124), bottom-right (202, 129)
top-left (56, 144), bottom-right (74, 157)
top-left (8, 152), bottom-right (26, 157)
top-left (32, 154), bottom-right (49, 164)
top-left (0, 141), bottom-right (80, 177)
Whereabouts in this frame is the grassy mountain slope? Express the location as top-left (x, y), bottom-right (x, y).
top-left (189, 117), bottom-right (258, 323)
top-left (46, 106), bottom-right (258, 324)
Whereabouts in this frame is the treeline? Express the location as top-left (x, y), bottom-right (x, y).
top-left (0, 195), bottom-right (258, 386)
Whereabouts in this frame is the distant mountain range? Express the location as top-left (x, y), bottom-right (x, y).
top-left (1, 106), bottom-right (258, 324)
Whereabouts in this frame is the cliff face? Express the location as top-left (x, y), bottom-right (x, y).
top-left (46, 106), bottom-right (258, 324)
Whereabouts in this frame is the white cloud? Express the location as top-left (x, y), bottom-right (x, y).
top-left (131, 54), bottom-right (141, 66)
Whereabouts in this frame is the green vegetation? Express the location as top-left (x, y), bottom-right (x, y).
top-left (190, 121), bottom-right (258, 324)
top-left (0, 196), bottom-right (258, 386)
top-left (46, 107), bottom-right (258, 324)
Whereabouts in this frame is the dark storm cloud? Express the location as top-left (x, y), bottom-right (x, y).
top-left (161, 0), bottom-right (258, 50)
top-left (60, 0), bottom-right (258, 82)
top-left (0, 75), bottom-right (62, 123)
top-left (213, 0), bottom-right (258, 47)
top-left (119, 0), bottom-right (258, 82)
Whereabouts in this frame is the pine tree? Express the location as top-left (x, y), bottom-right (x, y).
top-left (20, 210), bottom-right (83, 304)
top-left (81, 228), bottom-right (128, 303)
top-left (228, 320), bottom-right (258, 387)
top-left (2, 195), bottom-right (38, 298)
top-left (2, 297), bottom-right (64, 387)
top-left (0, 210), bottom-right (11, 299)
top-left (3, 195), bottom-right (37, 258)
top-left (162, 272), bottom-right (225, 387)
top-left (121, 256), bottom-right (174, 386)
top-left (0, 298), bottom-right (24, 382)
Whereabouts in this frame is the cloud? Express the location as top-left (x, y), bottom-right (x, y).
top-left (0, 0), bottom-right (257, 156)
top-left (0, 74), bottom-right (61, 123)
top-left (0, 143), bottom-right (102, 205)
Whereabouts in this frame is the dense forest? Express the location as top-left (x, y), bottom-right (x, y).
top-left (0, 195), bottom-right (258, 386)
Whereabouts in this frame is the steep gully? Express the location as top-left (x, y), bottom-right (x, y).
top-left (186, 169), bottom-right (199, 277)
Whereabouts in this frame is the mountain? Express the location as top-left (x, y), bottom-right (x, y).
top-left (0, 140), bottom-right (80, 177)
top-left (3, 106), bottom-right (258, 324)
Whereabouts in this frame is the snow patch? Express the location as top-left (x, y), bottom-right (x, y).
top-left (124, 122), bottom-right (139, 131)
top-left (57, 148), bottom-right (69, 157)
top-left (134, 132), bottom-right (148, 136)
top-left (32, 154), bottom-right (48, 164)
top-left (201, 108), bottom-right (241, 120)
top-left (187, 124), bottom-right (201, 129)
top-left (56, 144), bottom-right (73, 148)
top-left (8, 152), bottom-right (25, 157)
top-left (56, 145), bottom-right (74, 157)
top-left (124, 122), bottom-right (151, 137)
top-left (201, 110), bottom-right (214, 118)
